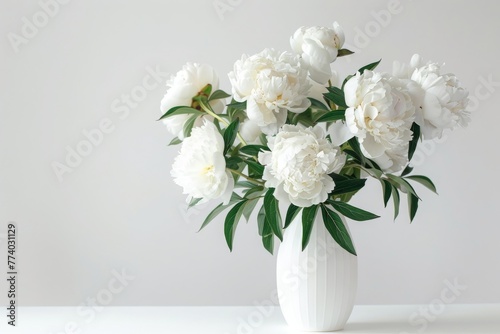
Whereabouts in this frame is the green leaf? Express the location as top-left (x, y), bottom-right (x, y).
top-left (387, 174), bottom-right (420, 199)
top-left (406, 175), bottom-right (438, 194)
top-left (158, 106), bottom-right (202, 121)
top-left (358, 59), bottom-right (381, 74)
top-left (257, 204), bottom-right (274, 254)
top-left (213, 117), bottom-right (221, 131)
top-left (209, 89), bottom-right (231, 101)
top-left (311, 110), bottom-right (331, 122)
top-left (365, 158), bottom-right (382, 172)
top-left (246, 159), bottom-right (264, 179)
top-left (301, 205), bottom-right (318, 250)
top-left (330, 178), bottom-right (367, 196)
top-left (226, 100), bottom-right (247, 109)
top-left (182, 114), bottom-right (198, 137)
top-left (321, 205), bottom-right (356, 255)
top-left (226, 98), bottom-right (247, 120)
top-left (198, 193), bottom-right (242, 231)
top-left (262, 225), bottom-right (275, 254)
top-left (159, 106), bottom-right (184, 120)
top-left (365, 165), bottom-right (383, 179)
top-left (408, 193), bottom-right (419, 222)
top-left (243, 186), bottom-right (264, 199)
top-left (308, 97), bottom-right (329, 111)
top-left (236, 181), bottom-right (255, 189)
top-left (225, 156), bottom-right (243, 170)
top-left (327, 201), bottom-right (379, 221)
top-left (257, 204), bottom-right (266, 236)
top-left (188, 197), bottom-right (202, 208)
top-left (223, 118), bottom-right (240, 154)
top-left (168, 137), bottom-right (182, 146)
top-left (324, 86), bottom-right (347, 108)
top-left (239, 145), bottom-right (269, 156)
top-left (242, 197), bottom-right (259, 222)
top-left (259, 133), bottom-right (268, 146)
top-left (284, 204), bottom-right (301, 229)
top-left (343, 150), bottom-right (362, 164)
top-left (329, 172), bottom-right (351, 183)
top-left (351, 165), bottom-right (362, 179)
top-left (224, 200), bottom-right (247, 251)
top-left (292, 108), bottom-right (315, 127)
top-left (262, 220), bottom-right (274, 254)
top-left (391, 185), bottom-right (400, 220)
top-left (315, 110), bottom-right (346, 122)
top-left (347, 137), bottom-right (366, 165)
top-left (337, 49), bottom-right (354, 57)
top-left (408, 123), bottom-right (421, 161)
top-left (263, 188), bottom-right (283, 241)
top-left (381, 179), bottom-right (392, 208)
top-left (400, 164), bottom-right (413, 177)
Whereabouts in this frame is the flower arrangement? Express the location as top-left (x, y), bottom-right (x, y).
top-left (159, 22), bottom-right (470, 255)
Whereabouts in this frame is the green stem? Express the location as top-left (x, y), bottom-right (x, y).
top-left (347, 163), bottom-right (383, 179)
top-left (236, 133), bottom-right (248, 146)
top-left (200, 102), bottom-right (229, 126)
top-left (200, 100), bottom-right (248, 146)
top-left (228, 169), bottom-right (264, 186)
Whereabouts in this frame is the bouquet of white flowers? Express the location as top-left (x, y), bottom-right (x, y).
top-left (159, 22), bottom-right (470, 256)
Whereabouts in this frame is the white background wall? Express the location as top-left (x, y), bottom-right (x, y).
top-left (1, 0), bottom-right (499, 306)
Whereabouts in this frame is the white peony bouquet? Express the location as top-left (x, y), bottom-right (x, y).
top-left (159, 22), bottom-right (470, 255)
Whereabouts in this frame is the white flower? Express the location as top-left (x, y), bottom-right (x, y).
top-left (290, 22), bottom-right (345, 84)
top-left (393, 54), bottom-right (470, 139)
top-left (344, 71), bottom-right (415, 172)
top-left (171, 121), bottom-right (233, 204)
top-left (239, 119), bottom-right (262, 144)
top-left (160, 63), bottom-right (224, 139)
top-left (228, 48), bottom-right (311, 135)
top-left (258, 124), bottom-right (345, 207)
top-left (372, 148), bottom-right (410, 174)
top-left (327, 121), bottom-right (355, 147)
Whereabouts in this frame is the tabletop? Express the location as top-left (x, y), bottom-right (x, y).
top-left (1, 304), bottom-right (499, 333)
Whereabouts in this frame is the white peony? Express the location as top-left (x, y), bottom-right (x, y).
top-left (344, 70), bottom-right (415, 172)
top-left (290, 22), bottom-right (345, 84)
top-left (393, 54), bottom-right (470, 139)
top-left (258, 124), bottom-right (345, 207)
top-left (327, 120), bottom-right (355, 147)
top-left (171, 121), bottom-right (233, 204)
top-left (160, 63), bottom-right (224, 139)
top-left (239, 119), bottom-right (262, 144)
top-left (228, 48), bottom-right (311, 135)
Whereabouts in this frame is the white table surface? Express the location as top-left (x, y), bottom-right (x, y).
top-left (1, 304), bottom-right (499, 333)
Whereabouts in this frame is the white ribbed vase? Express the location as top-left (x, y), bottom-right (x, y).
top-left (276, 212), bottom-right (358, 332)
